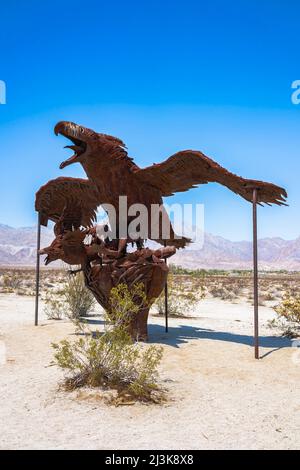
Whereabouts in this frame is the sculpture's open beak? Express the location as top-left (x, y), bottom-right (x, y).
top-left (55, 121), bottom-right (88, 169)
top-left (38, 248), bottom-right (51, 265)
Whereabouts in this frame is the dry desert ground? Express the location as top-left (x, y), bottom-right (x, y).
top-left (0, 269), bottom-right (299, 450)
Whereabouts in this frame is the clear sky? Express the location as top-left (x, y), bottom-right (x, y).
top-left (0, 0), bottom-right (299, 241)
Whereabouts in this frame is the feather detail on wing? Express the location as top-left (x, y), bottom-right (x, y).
top-left (133, 150), bottom-right (287, 205)
top-left (35, 177), bottom-right (101, 229)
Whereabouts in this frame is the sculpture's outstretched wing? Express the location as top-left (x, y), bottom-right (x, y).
top-left (134, 150), bottom-right (287, 205)
top-left (35, 177), bottom-right (101, 228)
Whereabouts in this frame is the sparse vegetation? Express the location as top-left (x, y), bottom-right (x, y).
top-left (108, 282), bottom-right (148, 327)
top-left (2, 266), bottom-right (300, 316)
top-left (155, 274), bottom-right (204, 317)
top-left (44, 291), bottom-right (66, 320)
top-left (63, 271), bottom-right (95, 319)
top-left (2, 272), bottom-right (22, 292)
top-left (268, 292), bottom-right (300, 338)
top-left (52, 283), bottom-right (164, 403)
top-left (0, 268), bottom-right (66, 295)
top-left (44, 270), bottom-right (95, 320)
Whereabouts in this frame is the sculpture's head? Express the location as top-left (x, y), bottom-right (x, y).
top-left (39, 231), bottom-right (87, 265)
top-left (55, 121), bottom-right (126, 170)
top-left (39, 236), bottom-right (64, 265)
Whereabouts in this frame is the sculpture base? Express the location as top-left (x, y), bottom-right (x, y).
top-left (82, 246), bottom-right (175, 341)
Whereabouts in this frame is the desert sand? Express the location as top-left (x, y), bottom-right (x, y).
top-left (0, 293), bottom-right (299, 450)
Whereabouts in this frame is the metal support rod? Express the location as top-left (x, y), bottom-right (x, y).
top-left (164, 277), bottom-right (168, 333)
top-left (34, 212), bottom-right (41, 326)
top-left (164, 241), bottom-right (168, 333)
top-left (252, 188), bottom-right (259, 359)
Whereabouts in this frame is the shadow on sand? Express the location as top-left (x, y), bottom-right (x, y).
top-left (148, 323), bottom-right (292, 357)
top-left (85, 318), bottom-right (106, 326)
top-left (75, 317), bottom-right (292, 358)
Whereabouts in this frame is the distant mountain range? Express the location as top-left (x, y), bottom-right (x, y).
top-left (0, 224), bottom-right (54, 266)
top-left (1, 223), bottom-right (300, 270)
top-left (171, 233), bottom-right (300, 270)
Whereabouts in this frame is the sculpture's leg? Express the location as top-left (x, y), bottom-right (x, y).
top-left (128, 307), bottom-right (150, 342)
top-left (136, 307), bottom-right (149, 341)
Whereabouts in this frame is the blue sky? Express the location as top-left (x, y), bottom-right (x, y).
top-left (0, 0), bottom-right (299, 241)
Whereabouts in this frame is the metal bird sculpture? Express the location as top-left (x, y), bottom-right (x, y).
top-left (52, 121), bottom-right (287, 248)
top-left (35, 121), bottom-right (287, 340)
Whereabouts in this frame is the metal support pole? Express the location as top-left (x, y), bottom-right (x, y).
top-left (252, 189), bottom-right (259, 359)
top-left (164, 277), bottom-right (168, 333)
top-left (164, 241), bottom-right (168, 333)
top-left (34, 212), bottom-right (41, 326)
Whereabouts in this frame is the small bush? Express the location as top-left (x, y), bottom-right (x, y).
top-left (63, 272), bottom-right (95, 319)
top-left (155, 275), bottom-right (203, 317)
top-left (52, 283), bottom-right (164, 403)
top-left (108, 282), bottom-right (148, 327)
top-left (260, 291), bottom-right (276, 301)
top-left (44, 270), bottom-right (95, 320)
top-left (210, 284), bottom-right (236, 300)
top-left (44, 291), bottom-right (66, 320)
top-left (269, 292), bottom-right (300, 338)
top-left (2, 272), bottom-right (22, 291)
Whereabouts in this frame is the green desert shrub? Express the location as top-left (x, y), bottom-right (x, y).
top-left (155, 274), bottom-right (202, 317)
top-left (63, 271), bottom-right (95, 319)
top-left (44, 291), bottom-right (66, 320)
top-left (2, 272), bottom-right (22, 291)
top-left (51, 283), bottom-right (164, 403)
top-left (108, 282), bottom-right (148, 327)
top-left (268, 292), bottom-right (300, 338)
top-left (44, 270), bottom-right (95, 320)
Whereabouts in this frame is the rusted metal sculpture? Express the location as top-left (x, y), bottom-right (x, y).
top-left (35, 121), bottom-right (287, 342)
